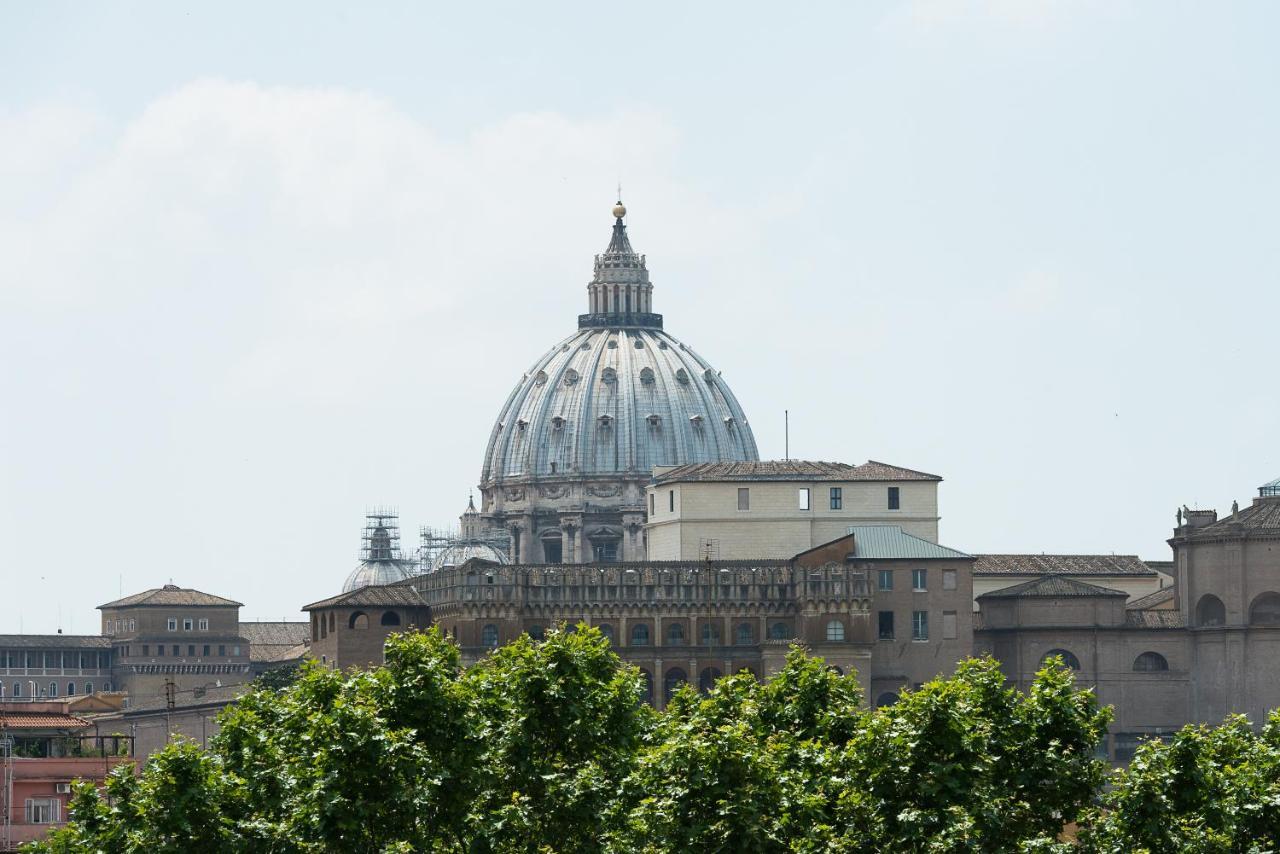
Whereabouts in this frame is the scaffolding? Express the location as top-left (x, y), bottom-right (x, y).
top-left (417, 525), bottom-right (512, 573)
top-left (360, 507), bottom-right (404, 563)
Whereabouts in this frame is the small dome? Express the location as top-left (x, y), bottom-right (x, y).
top-left (432, 543), bottom-right (508, 572)
top-left (342, 559), bottom-right (415, 592)
top-left (612, 200), bottom-right (626, 218)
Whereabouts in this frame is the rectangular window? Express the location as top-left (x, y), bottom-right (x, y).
top-left (878, 569), bottom-right (893, 591)
top-left (233, 645), bottom-right (241, 657)
top-left (737, 487), bottom-right (750, 511)
top-left (187, 644), bottom-right (195, 656)
top-left (218, 645), bottom-right (226, 656)
top-left (798, 488), bottom-right (810, 510)
top-left (943, 570), bottom-right (957, 591)
top-left (25, 798), bottom-right (60, 824)
top-left (943, 610), bottom-right (958, 640)
top-left (167, 618), bottom-right (177, 631)
top-left (183, 618), bottom-right (193, 631)
top-left (668, 490), bottom-right (674, 512)
top-left (129, 619), bottom-right (135, 632)
top-left (172, 645), bottom-right (179, 656)
top-left (593, 542), bottom-right (619, 562)
top-left (649, 493), bottom-right (655, 515)
top-left (202, 645), bottom-right (210, 656)
top-left (198, 618), bottom-right (209, 631)
top-left (912, 610), bottom-right (929, 641)
top-left (156, 645), bottom-right (163, 657)
top-left (888, 486), bottom-right (900, 510)
top-left (142, 644), bottom-right (150, 656)
top-left (830, 487), bottom-right (842, 510)
top-left (878, 611), bottom-right (895, 640)
top-left (912, 569), bottom-right (927, 591)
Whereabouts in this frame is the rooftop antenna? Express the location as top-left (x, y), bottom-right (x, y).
top-left (785, 409), bottom-right (790, 460)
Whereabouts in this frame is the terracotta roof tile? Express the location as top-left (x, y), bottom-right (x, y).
top-left (653, 459), bottom-right (941, 484)
top-left (0, 712), bottom-right (90, 729)
top-left (978, 575), bottom-right (1129, 599)
top-left (1126, 587), bottom-right (1176, 610)
top-left (99, 585), bottom-right (242, 609)
top-left (974, 554), bottom-right (1157, 577)
top-left (303, 585), bottom-right (426, 611)
top-left (1125, 611), bottom-right (1187, 628)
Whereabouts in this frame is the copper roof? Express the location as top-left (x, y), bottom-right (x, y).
top-left (99, 585), bottom-right (242, 609)
top-left (974, 554), bottom-right (1157, 577)
top-left (978, 575), bottom-right (1129, 599)
top-left (0, 711), bottom-right (90, 730)
top-left (653, 459), bottom-right (941, 484)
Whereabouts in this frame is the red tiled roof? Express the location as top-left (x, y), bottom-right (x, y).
top-left (0, 712), bottom-right (90, 729)
top-left (974, 554), bottom-right (1156, 577)
top-left (99, 585), bottom-right (242, 609)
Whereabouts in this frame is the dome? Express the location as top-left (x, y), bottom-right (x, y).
top-left (481, 201), bottom-right (758, 485)
top-left (482, 327), bottom-right (757, 481)
top-left (432, 542), bottom-right (508, 571)
top-left (342, 559), bottom-right (416, 592)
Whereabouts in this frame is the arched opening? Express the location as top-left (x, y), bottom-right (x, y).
top-left (67, 683), bottom-right (75, 696)
top-left (380, 611), bottom-right (401, 627)
top-left (48, 682), bottom-right (58, 698)
top-left (826, 620), bottom-right (845, 642)
top-left (1041, 649), bottom-right (1081, 670)
top-left (828, 666), bottom-right (844, 676)
top-left (349, 611), bottom-right (369, 630)
top-left (875, 692), bottom-right (900, 708)
top-left (700, 622), bottom-right (720, 645)
top-left (1133, 651), bottom-right (1169, 672)
top-left (598, 624), bottom-right (615, 644)
top-left (1197, 593), bottom-right (1226, 627)
top-left (666, 622), bottom-right (685, 646)
top-left (698, 667), bottom-right (723, 694)
top-left (1249, 592), bottom-right (1280, 625)
top-left (769, 622), bottom-right (792, 640)
top-left (664, 668), bottom-right (687, 703)
top-left (735, 623), bottom-right (754, 645)
top-left (328, 612), bottom-right (336, 633)
top-left (527, 625), bottom-right (545, 641)
top-left (630, 623), bottom-right (651, 646)
top-left (482, 624), bottom-right (499, 648)
top-left (638, 669), bottom-right (654, 704)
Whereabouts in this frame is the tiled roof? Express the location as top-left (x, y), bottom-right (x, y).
top-left (973, 554), bottom-right (1157, 577)
top-left (0, 711), bottom-right (90, 730)
top-left (239, 622), bottom-right (309, 647)
top-left (1145, 560), bottom-right (1174, 573)
top-left (978, 575), bottom-right (1129, 600)
top-left (652, 459), bottom-right (942, 484)
top-left (1186, 498), bottom-right (1280, 538)
top-left (0, 635), bottom-right (111, 650)
top-left (303, 584), bottom-right (426, 611)
top-left (847, 526), bottom-right (972, 560)
top-left (253, 641), bottom-right (309, 664)
top-left (123, 683), bottom-right (248, 714)
top-left (1125, 611), bottom-right (1187, 629)
top-left (1126, 587), bottom-right (1176, 610)
top-left (99, 585), bottom-right (242, 609)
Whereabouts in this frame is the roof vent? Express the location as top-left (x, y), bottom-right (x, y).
top-left (703, 369), bottom-right (716, 384)
top-left (516, 419), bottom-right (529, 432)
top-left (634, 339), bottom-right (645, 349)
top-left (723, 416), bottom-right (736, 430)
top-left (658, 341), bottom-right (669, 350)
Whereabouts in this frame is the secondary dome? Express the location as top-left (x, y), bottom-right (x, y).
top-left (341, 514), bottom-right (417, 592)
top-left (481, 201), bottom-right (758, 484)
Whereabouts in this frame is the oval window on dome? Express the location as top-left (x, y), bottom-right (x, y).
top-left (675, 368), bottom-right (690, 385)
top-left (563, 369), bottom-right (580, 386)
top-left (634, 339), bottom-right (645, 349)
top-left (639, 367), bottom-right (655, 385)
top-left (601, 367), bottom-right (617, 384)
top-left (607, 339), bottom-right (618, 349)
top-left (658, 341), bottom-right (669, 350)
top-left (534, 371), bottom-right (548, 386)
top-left (646, 414), bottom-right (662, 426)
top-left (703, 369), bottom-right (716, 384)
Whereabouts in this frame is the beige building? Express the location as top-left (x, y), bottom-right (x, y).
top-left (972, 553), bottom-right (1170, 609)
top-left (645, 460), bottom-right (942, 561)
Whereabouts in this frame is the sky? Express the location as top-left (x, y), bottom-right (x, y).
top-left (2, 1), bottom-right (1277, 633)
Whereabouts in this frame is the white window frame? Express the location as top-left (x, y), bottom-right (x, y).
top-left (825, 620), bottom-right (845, 642)
top-left (198, 618), bottom-right (209, 631)
top-left (167, 618), bottom-right (177, 631)
top-left (25, 797), bottom-right (61, 824)
top-left (183, 618), bottom-right (193, 631)
top-left (912, 569), bottom-right (927, 592)
top-left (912, 610), bottom-right (929, 641)
top-left (798, 488), bottom-right (810, 511)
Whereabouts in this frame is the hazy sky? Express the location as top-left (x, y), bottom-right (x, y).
top-left (2, 1), bottom-right (1276, 633)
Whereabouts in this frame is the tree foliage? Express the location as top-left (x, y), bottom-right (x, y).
top-left (49, 628), bottom-right (1280, 853)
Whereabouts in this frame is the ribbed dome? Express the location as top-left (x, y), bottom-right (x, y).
top-left (432, 542), bottom-right (508, 571)
top-left (342, 559), bottom-right (416, 592)
top-left (482, 326), bottom-right (758, 482)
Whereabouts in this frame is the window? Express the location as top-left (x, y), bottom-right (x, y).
top-left (85, 682), bottom-right (93, 694)
top-left (1133, 651), bottom-right (1169, 672)
top-left (11, 683), bottom-right (19, 698)
top-left (875, 692), bottom-right (900, 708)
top-left (25, 798), bottom-right (60, 824)
top-left (698, 667), bottom-right (722, 694)
top-left (668, 490), bottom-right (674, 512)
top-left (218, 645), bottom-right (226, 656)
top-left (912, 610), bottom-right (929, 641)
top-left (631, 624), bottom-right (651, 646)
top-left (232, 645), bottom-right (241, 656)
top-left (380, 611), bottom-right (401, 626)
top-left (666, 622), bottom-right (685, 645)
top-left (735, 623), bottom-right (753, 645)
top-left (167, 618), bottom-right (177, 631)
top-left (650, 493), bottom-right (655, 515)
top-left (172, 645), bottom-right (180, 656)
top-left (183, 618), bottom-right (193, 631)
top-left (638, 669), bottom-right (654, 704)
top-left (129, 619), bottom-right (135, 632)
top-left (198, 618), bottom-right (209, 631)
top-left (593, 541), bottom-right (619, 562)
top-left (1196, 594), bottom-right (1226, 627)
top-left (142, 644), bottom-right (150, 656)
top-left (543, 537), bottom-right (563, 564)
top-left (830, 487), bottom-right (842, 510)
top-left (943, 570), bottom-right (957, 591)
top-left (664, 668), bottom-right (687, 703)
top-left (737, 487), bottom-right (750, 511)
top-left (943, 611), bottom-right (957, 640)
top-left (67, 682), bottom-right (75, 695)
top-left (202, 645), bottom-right (210, 656)
top-left (482, 625), bottom-right (499, 648)
top-left (769, 622), bottom-right (792, 640)
top-left (48, 682), bottom-right (58, 697)
top-left (878, 611), bottom-right (895, 640)
top-left (825, 620), bottom-right (845, 642)
top-left (798, 488), bottom-right (810, 510)
top-left (156, 645), bottom-right (164, 657)
top-left (528, 625), bottom-right (545, 641)
top-left (888, 486), bottom-right (900, 510)
top-left (1250, 592), bottom-right (1280, 625)
top-left (878, 569), bottom-right (893, 591)
top-left (700, 622), bottom-right (720, 644)
top-left (912, 569), bottom-right (927, 591)
top-left (598, 624), bottom-right (615, 644)
top-left (187, 644), bottom-right (195, 656)
top-left (1041, 649), bottom-right (1081, 670)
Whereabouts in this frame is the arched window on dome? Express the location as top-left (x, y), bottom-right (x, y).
top-left (349, 612), bottom-right (369, 630)
top-left (1041, 649), bottom-right (1081, 671)
top-left (639, 367), bottom-right (655, 385)
top-left (1249, 592), bottom-right (1280, 625)
top-left (1197, 594), bottom-right (1226, 627)
top-left (1133, 652), bottom-right (1169, 672)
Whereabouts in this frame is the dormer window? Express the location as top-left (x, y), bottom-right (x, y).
top-left (563, 369), bottom-right (580, 386)
top-left (516, 419), bottom-right (529, 432)
top-left (646, 414), bottom-right (662, 426)
top-left (598, 414), bottom-right (614, 427)
top-left (551, 416), bottom-right (566, 430)
top-left (674, 369), bottom-right (689, 385)
top-left (640, 367), bottom-right (655, 385)
top-left (723, 416), bottom-right (736, 430)
top-left (601, 367), bottom-right (617, 384)
top-left (689, 414), bottom-right (704, 426)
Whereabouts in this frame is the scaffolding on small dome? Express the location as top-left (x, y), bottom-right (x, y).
top-left (342, 507), bottom-right (417, 592)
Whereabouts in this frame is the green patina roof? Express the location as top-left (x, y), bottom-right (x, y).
top-left (846, 525), bottom-right (972, 560)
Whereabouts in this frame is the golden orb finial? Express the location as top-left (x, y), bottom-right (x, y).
top-left (612, 200), bottom-right (626, 219)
